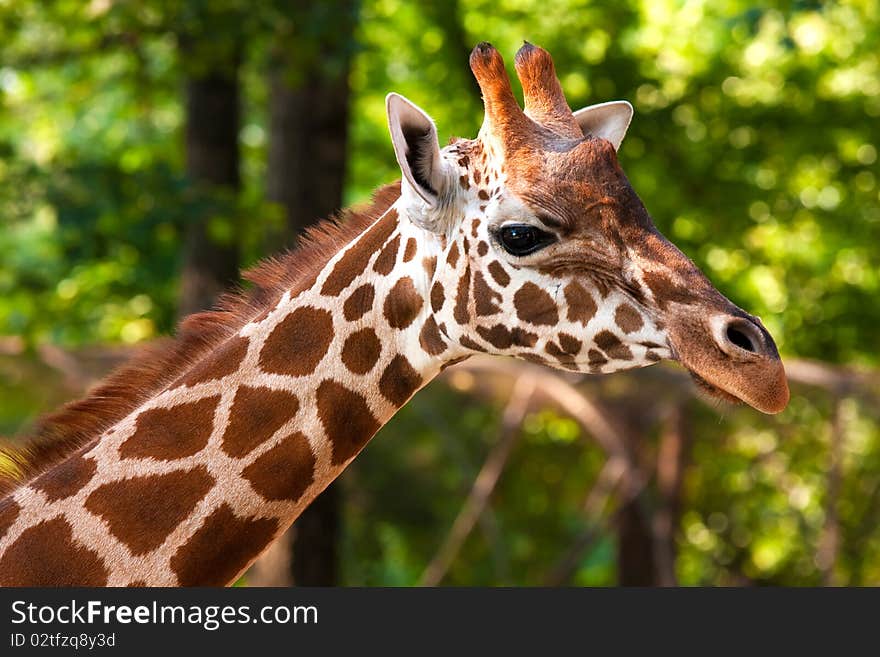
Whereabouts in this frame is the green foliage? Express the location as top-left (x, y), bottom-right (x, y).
top-left (1, 0), bottom-right (878, 585)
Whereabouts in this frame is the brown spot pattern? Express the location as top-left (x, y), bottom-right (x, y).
top-left (477, 241), bottom-right (489, 256)
top-left (0, 517), bottom-right (108, 586)
top-left (222, 386), bottom-right (300, 458)
top-left (182, 336), bottom-right (248, 386)
top-left (171, 504), bottom-right (278, 586)
top-left (384, 277), bottom-right (423, 330)
top-left (642, 271), bottom-right (691, 308)
top-left (379, 355), bottom-right (422, 406)
top-left (419, 316), bottom-right (447, 355)
top-left (373, 234), bottom-right (400, 275)
top-left (259, 306), bottom-right (333, 377)
top-left (546, 340), bottom-right (579, 368)
top-left (488, 261), bottom-right (510, 287)
top-left (558, 333), bottom-right (583, 355)
top-left (317, 380), bottom-right (381, 465)
top-left (85, 466), bottom-right (214, 556)
top-left (403, 237), bottom-right (418, 262)
top-left (588, 349), bottom-right (608, 365)
top-left (446, 242), bottom-right (460, 268)
top-left (430, 281), bottom-right (445, 313)
top-left (459, 335), bottom-right (487, 352)
top-left (343, 283), bottom-right (375, 322)
top-left (242, 431), bottom-right (315, 502)
top-left (615, 304), bottom-right (644, 334)
top-left (595, 330), bottom-right (633, 360)
top-left (321, 210), bottom-right (398, 296)
top-left (473, 271), bottom-right (502, 316)
top-left (341, 328), bottom-right (382, 374)
top-left (454, 264), bottom-right (471, 324)
top-left (32, 453), bottom-right (97, 502)
top-left (476, 324), bottom-right (538, 349)
top-left (564, 281), bottom-right (597, 326)
top-left (120, 395), bottom-right (220, 461)
top-left (514, 282), bottom-right (559, 326)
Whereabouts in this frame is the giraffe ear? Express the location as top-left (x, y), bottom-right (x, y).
top-left (386, 93), bottom-right (448, 208)
top-left (573, 100), bottom-right (633, 151)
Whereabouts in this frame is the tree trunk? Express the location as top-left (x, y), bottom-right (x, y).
top-left (259, 0), bottom-right (358, 586)
top-left (615, 406), bottom-right (690, 586)
top-left (266, 0), bottom-right (356, 245)
top-left (615, 416), bottom-right (657, 586)
top-left (616, 500), bottom-right (657, 586)
top-left (292, 482), bottom-right (341, 585)
top-left (267, 61), bottom-right (351, 242)
top-left (178, 48), bottom-right (242, 316)
top-left (652, 406), bottom-right (691, 586)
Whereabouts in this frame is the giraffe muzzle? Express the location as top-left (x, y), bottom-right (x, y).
top-left (668, 310), bottom-right (789, 414)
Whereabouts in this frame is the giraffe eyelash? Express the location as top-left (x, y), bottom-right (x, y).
top-left (535, 212), bottom-right (565, 230)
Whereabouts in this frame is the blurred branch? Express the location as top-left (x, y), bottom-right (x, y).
top-left (451, 357), bottom-right (632, 462)
top-left (411, 401), bottom-right (511, 582)
top-left (419, 374), bottom-right (535, 586)
top-left (35, 344), bottom-right (94, 391)
top-left (444, 357), bottom-right (664, 586)
top-left (543, 458), bottom-right (631, 586)
top-left (784, 360), bottom-right (879, 400)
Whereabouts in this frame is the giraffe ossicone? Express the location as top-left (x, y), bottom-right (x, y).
top-left (0, 42), bottom-right (788, 586)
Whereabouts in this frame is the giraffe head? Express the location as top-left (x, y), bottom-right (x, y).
top-left (386, 42), bottom-right (788, 414)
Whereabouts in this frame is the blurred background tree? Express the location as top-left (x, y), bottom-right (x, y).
top-left (0, 0), bottom-right (878, 585)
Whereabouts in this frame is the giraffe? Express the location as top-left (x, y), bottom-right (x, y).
top-left (0, 42), bottom-right (788, 586)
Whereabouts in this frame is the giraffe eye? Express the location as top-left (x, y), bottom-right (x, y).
top-left (497, 224), bottom-right (555, 256)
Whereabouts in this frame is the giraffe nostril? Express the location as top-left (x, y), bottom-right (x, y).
top-left (726, 325), bottom-right (756, 353)
top-left (715, 316), bottom-right (770, 358)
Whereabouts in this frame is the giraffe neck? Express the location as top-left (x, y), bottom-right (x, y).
top-left (0, 201), bottom-right (461, 586)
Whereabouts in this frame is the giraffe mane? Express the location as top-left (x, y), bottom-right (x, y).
top-left (0, 181), bottom-right (402, 496)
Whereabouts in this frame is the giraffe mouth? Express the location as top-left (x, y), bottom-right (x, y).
top-left (686, 370), bottom-right (744, 406)
top-left (669, 345), bottom-right (748, 406)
